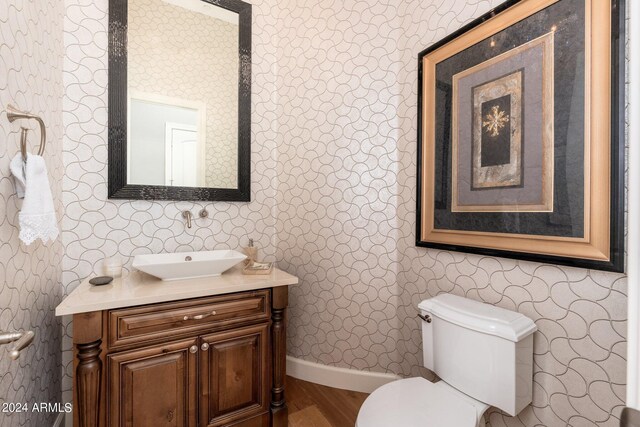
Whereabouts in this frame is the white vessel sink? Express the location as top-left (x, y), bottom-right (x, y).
top-left (132, 250), bottom-right (246, 281)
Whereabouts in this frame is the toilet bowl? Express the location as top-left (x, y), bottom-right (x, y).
top-left (356, 294), bottom-right (537, 427)
top-left (356, 378), bottom-right (489, 427)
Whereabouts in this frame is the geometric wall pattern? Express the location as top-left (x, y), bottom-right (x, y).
top-left (0, 1), bottom-right (65, 426)
top-left (274, 1), bottom-right (629, 426)
top-left (61, 1), bottom-right (629, 426)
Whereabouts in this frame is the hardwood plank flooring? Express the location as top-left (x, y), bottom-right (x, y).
top-left (289, 406), bottom-right (333, 427)
top-left (287, 375), bottom-right (369, 427)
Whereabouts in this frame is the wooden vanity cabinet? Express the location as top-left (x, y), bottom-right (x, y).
top-left (72, 287), bottom-right (288, 427)
top-left (199, 324), bottom-right (269, 427)
top-left (107, 338), bottom-right (198, 427)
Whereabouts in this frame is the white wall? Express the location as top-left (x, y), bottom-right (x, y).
top-left (128, 100), bottom-right (198, 186)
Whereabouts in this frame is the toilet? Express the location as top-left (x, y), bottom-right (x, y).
top-left (356, 294), bottom-right (537, 427)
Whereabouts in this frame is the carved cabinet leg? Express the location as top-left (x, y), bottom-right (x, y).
top-left (271, 287), bottom-right (288, 426)
top-left (73, 311), bottom-right (104, 427)
top-left (76, 340), bottom-right (102, 427)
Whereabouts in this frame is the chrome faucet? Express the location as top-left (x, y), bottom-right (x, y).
top-left (182, 211), bottom-right (193, 229)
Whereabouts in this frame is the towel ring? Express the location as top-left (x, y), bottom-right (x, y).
top-left (6, 105), bottom-right (46, 158)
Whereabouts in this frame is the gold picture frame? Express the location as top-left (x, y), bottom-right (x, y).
top-left (416, 0), bottom-right (625, 272)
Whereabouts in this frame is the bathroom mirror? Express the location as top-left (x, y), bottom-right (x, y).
top-left (108, 0), bottom-right (251, 201)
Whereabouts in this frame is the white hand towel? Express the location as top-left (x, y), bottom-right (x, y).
top-left (10, 153), bottom-right (26, 198)
top-left (9, 153), bottom-right (59, 245)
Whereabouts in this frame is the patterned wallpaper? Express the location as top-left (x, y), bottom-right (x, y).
top-left (397, 2), bottom-right (628, 425)
top-left (128, 0), bottom-right (239, 189)
top-left (274, 0), bottom-right (404, 371)
top-left (0, 1), bottom-right (65, 426)
top-left (59, 0), bottom-right (630, 426)
top-left (276, 0), bottom-right (629, 426)
top-left (60, 0), bottom-right (279, 403)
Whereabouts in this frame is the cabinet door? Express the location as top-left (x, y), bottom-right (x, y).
top-left (199, 323), bottom-right (270, 427)
top-left (108, 338), bottom-right (198, 427)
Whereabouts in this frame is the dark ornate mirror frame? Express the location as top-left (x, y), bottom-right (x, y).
top-left (108, 0), bottom-right (252, 201)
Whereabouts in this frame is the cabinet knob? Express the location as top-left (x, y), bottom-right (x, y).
top-left (201, 343), bottom-right (209, 351)
top-left (189, 345), bottom-right (198, 354)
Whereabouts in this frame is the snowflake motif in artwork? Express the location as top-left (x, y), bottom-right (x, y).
top-left (482, 105), bottom-right (510, 137)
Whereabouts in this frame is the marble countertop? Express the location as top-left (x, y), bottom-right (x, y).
top-left (55, 266), bottom-right (298, 316)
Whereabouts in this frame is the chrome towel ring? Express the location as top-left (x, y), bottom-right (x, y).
top-left (6, 104), bottom-right (46, 158)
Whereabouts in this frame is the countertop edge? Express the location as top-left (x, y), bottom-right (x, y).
top-left (56, 268), bottom-right (298, 317)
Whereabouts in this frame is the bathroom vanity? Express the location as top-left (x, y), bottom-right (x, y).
top-left (56, 268), bottom-right (298, 427)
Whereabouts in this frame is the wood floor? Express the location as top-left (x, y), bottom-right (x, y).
top-left (287, 376), bottom-right (369, 427)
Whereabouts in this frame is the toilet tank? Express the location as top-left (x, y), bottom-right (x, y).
top-left (419, 294), bottom-right (537, 416)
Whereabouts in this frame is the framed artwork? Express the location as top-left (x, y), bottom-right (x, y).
top-left (416, 0), bottom-right (625, 272)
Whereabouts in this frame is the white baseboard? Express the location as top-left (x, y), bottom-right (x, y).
top-left (286, 356), bottom-right (401, 393)
top-left (52, 413), bottom-right (65, 427)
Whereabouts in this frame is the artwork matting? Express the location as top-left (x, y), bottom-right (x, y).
top-left (416, 0), bottom-right (625, 272)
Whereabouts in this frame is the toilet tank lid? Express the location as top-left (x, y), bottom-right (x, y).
top-left (418, 294), bottom-right (537, 342)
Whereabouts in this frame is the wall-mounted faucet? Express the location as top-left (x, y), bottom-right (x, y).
top-left (182, 211), bottom-right (193, 229)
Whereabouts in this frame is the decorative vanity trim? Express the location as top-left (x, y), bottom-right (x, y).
top-left (107, 290), bottom-right (270, 349)
top-left (72, 311), bottom-right (105, 427)
top-left (271, 287), bottom-right (288, 425)
top-left (71, 287), bottom-right (291, 427)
